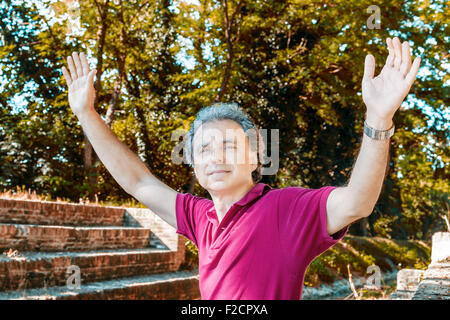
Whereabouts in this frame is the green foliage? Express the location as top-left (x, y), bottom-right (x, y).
top-left (181, 240), bottom-right (199, 271)
top-left (305, 258), bottom-right (336, 286)
top-left (304, 235), bottom-right (431, 287)
top-left (0, 0), bottom-right (448, 240)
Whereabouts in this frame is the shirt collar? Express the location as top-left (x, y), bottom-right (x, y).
top-left (234, 182), bottom-right (272, 207)
top-left (206, 183), bottom-right (272, 223)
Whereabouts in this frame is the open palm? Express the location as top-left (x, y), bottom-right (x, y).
top-left (61, 52), bottom-right (97, 115)
top-left (362, 37), bottom-right (421, 121)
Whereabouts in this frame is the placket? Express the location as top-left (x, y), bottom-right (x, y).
top-left (210, 204), bottom-right (240, 248)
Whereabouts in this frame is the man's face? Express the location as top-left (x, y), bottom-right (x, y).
top-left (192, 119), bottom-right (258, 193)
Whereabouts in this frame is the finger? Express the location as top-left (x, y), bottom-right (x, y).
top-left (87, 69), bottom-right (97, 86)
top-left (363, 54), bottom-right (376, 82)
top-left (400, 41), bottom-right (411, 78)
top-left (67, 56), bottom-right (78, 81)
top-left (393, 37), bottom-right (402, 70)
top-left (80, 52), bottom-right (90, 76)
top-left (385, 38), bottom-right (395, 68)
top-left (72, 52), bottom-right (84, 78)
top-left (61, 66), bottom-right (72, 86)
top-left (405, 56), bottom-right (421, 88)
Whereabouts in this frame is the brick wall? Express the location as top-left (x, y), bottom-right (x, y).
top-left (0, 199), bottom-right (125, 226)
top-left (0, 198), bottom-right (198, 299)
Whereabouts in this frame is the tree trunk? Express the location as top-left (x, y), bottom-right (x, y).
top-left (360, 217), bottom-right (369, 237)
top-left (84, 0), bottom-right (109, 201)
top-left (214, 0), bottom-right (244, 103)
top-left (186, 171), bottom-right (196, 194)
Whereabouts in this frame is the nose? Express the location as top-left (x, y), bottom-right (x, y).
top-left (211, 145), bottom-right (225, 164)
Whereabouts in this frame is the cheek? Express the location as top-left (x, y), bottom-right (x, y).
top-left (235, 148), bottom-right (252, 167)
top-left (193, 165), bottom-right (204, 180)
top-left (236, 151), bottom-right (257, 174)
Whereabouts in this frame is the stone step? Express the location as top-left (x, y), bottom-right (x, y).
top-left (412, 259), bottom-right (450, 300)
top-left (0, 270), bottom-right (200, 300)
top-left (0, 223), bottom-right (151, 252)
top-left (0, 248), bottom-right (183, 292)
top-left (0, 198), bottom-right (125, 227)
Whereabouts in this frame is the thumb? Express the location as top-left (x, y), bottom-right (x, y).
top-left (363, 54), bottom-right (375, 82)
top-left (87, 69), bottom-right (97, 86)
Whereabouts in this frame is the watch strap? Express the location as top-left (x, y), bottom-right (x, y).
top-left (364, 120), bottom-right (395, 140)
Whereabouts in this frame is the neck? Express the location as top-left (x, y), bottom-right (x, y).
top-left (209, 181), bottom-right (256, 224)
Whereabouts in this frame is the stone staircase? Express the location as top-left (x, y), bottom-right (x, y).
top-left (0, 198), bottom-right (200, 300)
top-left (390, 232), bottom-right (450, 300)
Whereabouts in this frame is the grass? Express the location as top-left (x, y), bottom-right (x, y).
top-left (0, 185), bottom-right (147, 208)
top-left (303, 235), bottom-right (431, 295)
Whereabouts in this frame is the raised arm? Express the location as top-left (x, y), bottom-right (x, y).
top-left (325, 37), bottom-right (421, 235)
top-left (62, 52), bottom-right (178, 229)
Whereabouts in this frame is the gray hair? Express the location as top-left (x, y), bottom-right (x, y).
top-left (184, 102), bottom-right (263, 183)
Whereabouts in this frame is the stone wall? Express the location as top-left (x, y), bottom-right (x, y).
top-left (412, 232), bottom-right (450, 300)
top-left (390, 232), bottom-right (450, 300)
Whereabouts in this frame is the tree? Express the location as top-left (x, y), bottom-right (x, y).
top-left (1, 0), bottom-right (447, 239)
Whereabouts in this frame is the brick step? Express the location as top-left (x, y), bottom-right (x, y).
top-left (0, 223), bottom-right (151, 252)
top-left (0, 198), bottom-right (125, 227)
top-left (0, 248), bottom-right (183, 292)
top-left (0, 271), bottom-right (200, 300)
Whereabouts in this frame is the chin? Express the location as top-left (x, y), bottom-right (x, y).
top-left (205, 178), bottom-right (234, 192)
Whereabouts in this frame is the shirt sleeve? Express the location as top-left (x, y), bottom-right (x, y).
top-left (277, 186), bottom-right (349, 262)
top-left (175, 192), bottom-right (208, 248)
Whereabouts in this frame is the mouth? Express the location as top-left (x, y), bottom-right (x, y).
top-left (208, 170), bottom-right (231, 176)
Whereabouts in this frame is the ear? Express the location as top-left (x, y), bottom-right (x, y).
top-left (249, 148), bottom-right (259, 171)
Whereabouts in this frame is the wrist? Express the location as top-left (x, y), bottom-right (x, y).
top-left (365, 113), bottom-right (394, 130)
top-left (75, 106), bottom-right (97, 122)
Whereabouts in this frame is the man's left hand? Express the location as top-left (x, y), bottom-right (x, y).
top-left (362, 37), bottom-right (421, 128)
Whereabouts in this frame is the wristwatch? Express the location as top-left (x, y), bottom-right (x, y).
top-left (364, 120), bottom-right (395, 140)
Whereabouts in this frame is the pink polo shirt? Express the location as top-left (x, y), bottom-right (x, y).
top-left (175, 182), bottom-right (348, 300)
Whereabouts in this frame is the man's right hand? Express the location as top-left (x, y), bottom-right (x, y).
top-left (61, 52), bottom-right (179, 230)
top-left (62, 52), bottom-right (97, 116)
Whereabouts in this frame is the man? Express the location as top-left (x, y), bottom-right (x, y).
top-left (61, 37), bottom-right (420, 299)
